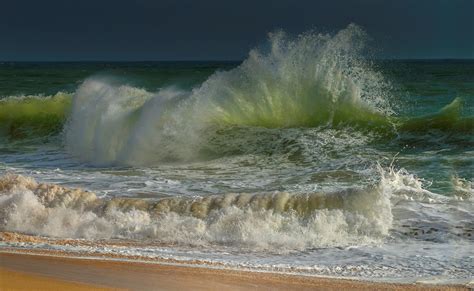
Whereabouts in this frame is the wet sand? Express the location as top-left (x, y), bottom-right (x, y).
top-left (0, 252), bottom-right (469, 290)
top-left (0, 266), bottom-right (112, 290)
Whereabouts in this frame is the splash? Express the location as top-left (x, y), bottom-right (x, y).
top-left (1, 25), bottom-right (471, 165)
top-left (65, 25), bottom-right (395, 165)
top-left (452, 175), bottom-right (473, 200)
top-left (191, 25), bottom-right (393, 128)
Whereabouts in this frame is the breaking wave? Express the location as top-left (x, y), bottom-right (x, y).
top-left (0, 173), bottom-right (393, 250)
top-left (1, 168), bottom-right (471, 250)
top-left (64, 24), bottom-right (395, 165)
top-left (0, 24), bottom-right (471, 165)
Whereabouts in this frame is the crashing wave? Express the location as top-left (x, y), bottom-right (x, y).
top-left (0, 173), bottom-right (392, 250)
top-left (64, 25), bottom-right (393, 165)
top-left (0, 25), bottom-right (471, 165)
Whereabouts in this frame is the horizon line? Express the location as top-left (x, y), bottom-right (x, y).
top-left (1, 57), bottom-right (473, 63)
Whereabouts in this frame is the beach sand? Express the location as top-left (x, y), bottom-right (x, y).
top-left (0, 266), bottom-right (111, 290)
top-left (0, 252), bottom-right (469, 290)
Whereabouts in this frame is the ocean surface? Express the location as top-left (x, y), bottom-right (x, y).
top-left (0, 26), bottom-right (472, 283)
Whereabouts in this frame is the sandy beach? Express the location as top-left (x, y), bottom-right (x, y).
top-left (0, 251), bottom-right (469, 290)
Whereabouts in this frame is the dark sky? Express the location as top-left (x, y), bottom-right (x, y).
top-left (1, 0), bottom-right (472, 61)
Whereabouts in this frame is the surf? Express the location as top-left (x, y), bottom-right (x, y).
top-left (64, 25), bottom-right (396, 165)
top-left (0, 93), bottom-right (72, 140)
top-left (1, 25), bottom-right (471, 165)
top-left (0, 173), bottom-right (392, 250)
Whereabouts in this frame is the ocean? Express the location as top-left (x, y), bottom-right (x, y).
top-left (0, 26), bottom-right (472, 283)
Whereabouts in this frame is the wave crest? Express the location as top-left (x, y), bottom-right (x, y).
top-left (65, 25), bottom-right (395, 165)
top-left (0, 173), bottom-right (392, 250)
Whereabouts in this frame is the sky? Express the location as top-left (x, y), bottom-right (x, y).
top-left (1, 0), bottom-right (472, 61)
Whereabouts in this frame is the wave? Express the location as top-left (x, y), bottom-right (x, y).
top-left (64, 25), bottom-right (395, 165)
top-left (1, 167), bottom-right (471, 249)
top-left (0, 92), bottom-right (72, 139)
top-left (0, 173), bottom-right (392, 250)
top-left (0, 25), bottom-right (471, 165)
top-left (398, 98), bottom-right (473, 134)
top-left (1, 89), bottom-right (469, 146)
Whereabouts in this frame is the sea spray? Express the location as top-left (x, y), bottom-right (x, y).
top-left (64, 24), bottom-right (395, 165)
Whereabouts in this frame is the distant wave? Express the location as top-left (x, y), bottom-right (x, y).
top-left (398, 97), bottom-right (473, 133)
top-left (0, 92), bottom-right (71, 139)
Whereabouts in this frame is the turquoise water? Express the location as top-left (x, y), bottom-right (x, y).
top-left (0, 26), bottom-right (472, 283)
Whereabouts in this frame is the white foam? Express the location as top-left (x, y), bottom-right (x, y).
top-left (0, 173), bottom-right (392, 251)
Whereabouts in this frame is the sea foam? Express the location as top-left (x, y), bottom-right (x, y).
top-left (0, 173), bottom-right (393, 251)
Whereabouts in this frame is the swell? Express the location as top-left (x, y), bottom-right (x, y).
top-left (0, 93), bottom-right (72, 139)
top-left (398, 97), bottom-right (473, 134)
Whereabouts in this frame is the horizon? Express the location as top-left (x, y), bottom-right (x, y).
top-left (2, 57), bottom-right (474, 63)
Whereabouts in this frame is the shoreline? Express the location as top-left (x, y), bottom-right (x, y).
top-left (0, 250), bottom-right (469, 290)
